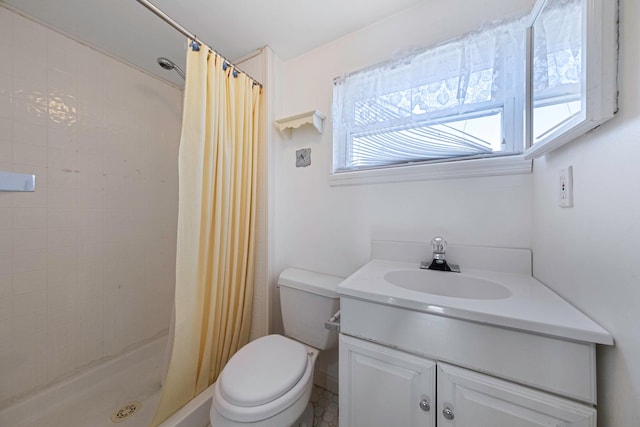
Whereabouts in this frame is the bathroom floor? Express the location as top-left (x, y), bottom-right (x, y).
top-left (310, 386), bottom-right (339, 427)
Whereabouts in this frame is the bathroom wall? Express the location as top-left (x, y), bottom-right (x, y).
top-left (0, 7), bottom-right (180, 404)
top-left (531, 0), bottom-right (640, 424)
top-left (274, 0), bottom-right (534, 394)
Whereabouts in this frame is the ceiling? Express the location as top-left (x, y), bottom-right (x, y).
top-left (2, 0), bottom-right (425, 86)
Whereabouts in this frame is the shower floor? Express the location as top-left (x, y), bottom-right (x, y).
top-left (0, 336), bottom-right (340, 427)
top-left (0, 336), bottom-right (166, 427)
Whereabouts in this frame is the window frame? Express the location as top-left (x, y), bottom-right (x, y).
top-left (329, 0), bottom-right (617, 186)
top-left (523, 0), bottom-right (617, 159)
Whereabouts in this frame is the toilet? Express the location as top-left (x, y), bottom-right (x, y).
top-left (210, 268), bottom-right (342, 427)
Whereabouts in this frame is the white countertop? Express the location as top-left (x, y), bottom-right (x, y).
top-left (337, 258), bottom-right (613, 345)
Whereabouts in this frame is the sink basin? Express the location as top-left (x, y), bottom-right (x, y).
top-left (384, 270), bottom-right (512, 300)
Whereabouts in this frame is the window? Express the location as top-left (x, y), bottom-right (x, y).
top-left (333, 17), bottom-right (526, 173)
top-left (525, 0), bottom-right (617, 158)
top-left (331, 0), bottom-right (617, 183)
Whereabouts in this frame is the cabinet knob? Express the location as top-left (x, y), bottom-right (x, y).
top-left (419, 399), bottom-right (431, 412)
top-left (442, 407), bottom-right (455, 420)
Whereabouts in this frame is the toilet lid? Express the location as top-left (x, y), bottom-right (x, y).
top-left (219, 335), bottom-right (309, 407)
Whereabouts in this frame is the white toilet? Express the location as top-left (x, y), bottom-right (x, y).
top-left (210, 268), bottom-right (342, 427)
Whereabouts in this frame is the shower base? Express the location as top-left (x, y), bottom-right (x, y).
top-left (0, 334), bottom-right (186, 427)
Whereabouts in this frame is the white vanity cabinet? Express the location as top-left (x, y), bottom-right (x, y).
top-left (340, 333), bottom-right (596, 427)
top-left (437, 362), bottom-right (596, 426)
top-left (339, 334), bottom-right (436, 427)
top-left (337, 243), bottom-right (612, 426)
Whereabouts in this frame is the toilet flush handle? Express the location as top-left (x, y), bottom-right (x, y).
top-left (324, 310), bottom-right (341, 332)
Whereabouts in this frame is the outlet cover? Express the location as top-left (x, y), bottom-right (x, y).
top-left (559, 166), bottom-right (573, 207)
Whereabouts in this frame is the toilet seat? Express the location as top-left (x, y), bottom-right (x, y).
top-left (212, 335), bottom-right (314, 423)
top-left (219, 335), bottom-right (308, 407)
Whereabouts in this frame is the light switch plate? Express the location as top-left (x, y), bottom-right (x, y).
top-left (296, 148), bottom-right (311, 167)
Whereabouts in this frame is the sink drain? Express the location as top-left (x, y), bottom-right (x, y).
top-left (111, 401), bottom-right (141, 423)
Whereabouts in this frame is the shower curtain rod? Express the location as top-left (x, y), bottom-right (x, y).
top-left (134, 0), bottom-right (263, 88)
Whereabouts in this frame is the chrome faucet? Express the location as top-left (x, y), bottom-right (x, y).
top-left (420, 236), bottom-right (460, 272)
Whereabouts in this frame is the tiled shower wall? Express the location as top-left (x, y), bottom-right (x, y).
top-left (0, 7), bottom-right (181, 404)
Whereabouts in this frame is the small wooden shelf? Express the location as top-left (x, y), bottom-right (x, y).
top-left (275, 110), bottom-right (325, 137)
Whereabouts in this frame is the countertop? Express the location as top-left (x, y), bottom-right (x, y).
top-left (337, 258), bottom-right (613, 345)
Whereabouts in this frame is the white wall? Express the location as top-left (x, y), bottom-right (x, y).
top-left (277, 0), bottom-right (534, 277)
top-left (532, 0), bottom-right (640, 425)
top-left (275, 0), bottom-right (534, 394)
top-left (0, 7), bottom-right (180, 405)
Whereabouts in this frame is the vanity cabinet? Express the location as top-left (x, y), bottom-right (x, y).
top-left (340, 334), bottom-right (596, 427)
top-left (337, 242), bottom-right (612, 426)
top-left (437, 362), bottom-right (596, 426)
top-left (340, 335), bottom-right (436, 427)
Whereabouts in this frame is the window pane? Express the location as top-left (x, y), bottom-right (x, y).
top-left (345, 111), bottom-right (503, 170)
top-left (332, 16), bottom-right (526, 173)
top-left (532, 0), bottom-right (583, 144)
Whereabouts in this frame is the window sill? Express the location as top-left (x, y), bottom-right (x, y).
top-left (328, 155), bottom-right (532, 186)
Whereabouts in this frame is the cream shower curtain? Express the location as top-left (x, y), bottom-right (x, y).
top-left (152, 43), bottom-right (263, 426)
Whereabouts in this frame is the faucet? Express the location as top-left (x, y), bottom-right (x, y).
top-left (420, 236), bottom-right (460, 272)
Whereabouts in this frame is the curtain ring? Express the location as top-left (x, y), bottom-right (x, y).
top-left (190, 38), bottom-right (200, 51)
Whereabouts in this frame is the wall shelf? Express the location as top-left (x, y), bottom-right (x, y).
top-left (275, 110), bottom-right (325, 137)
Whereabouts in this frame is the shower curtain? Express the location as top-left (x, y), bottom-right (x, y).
top-left (152, 42), bottom-right (263, 426)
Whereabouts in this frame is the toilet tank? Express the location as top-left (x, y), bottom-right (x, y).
top-left (278, 268), bottom-right (342, 350)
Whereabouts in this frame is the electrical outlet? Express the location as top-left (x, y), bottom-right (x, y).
top-left (559, 166), bottom-right (573, 208)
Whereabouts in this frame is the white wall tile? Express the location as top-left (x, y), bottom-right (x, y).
top-left (12, 228), bottom-right (47, 252)
top-left (0, 295), bottom-right (11, 321)
top-left (47, 169), bottom-right (78, 188)
top-left (48, 147), bottom-right (77, 170)
top-left (46, 187), bottom-right (76, 208)
top-left (46, 324), bottom-right (78, 381)
top-left (0, 192), bottom-right (12, 208)
top-left (0, 256), bottom-right (11, 298)
top-left (12, 311), bottom-right (47, 337)
top-left (12, 187), bottom-right (47, 208)
top-left (13, 121), bottom-right (46, 147)
top-left (0, 7), bottom-right (180, 404)
top-left (47, 119), bottom-right (76, 152)
top-left (0, 230), bottom-right (11, 253)
top-left (0, 9), bottom-right (11, 77)
top-left (48, 227), bottom-right (78, 249)
top-left (0, 145), bottom-right (10, 171)
top-left (13, 207), bottom-right (46, 229)
top-left (11, 13), bottom-right (47, 58)
top-left (13, 100), bottom-right (47, 126)
top-left (0, 72), bottom-right (11, 96)
top-left (12, 142), bottom-right (46, 166)
top-left (12, 290), bottom-right (46, 316)
top-left (0, 207), bottom-right (11, 230)
top-left (12, 268), bottom-right (46, 295)
top-left (13, 249), bottom-right (47, 274)
top-left (0, 93), bottom-right (11, 118)
top-left (0, 279), bottom-right (10, 304)
top-left (47, 208), bottom-right (78, 228)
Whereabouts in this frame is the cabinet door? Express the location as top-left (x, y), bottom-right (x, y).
top-left (437, 362), bottom-right (596, 427)
top-left (339, 334), bottom-right (435, 427)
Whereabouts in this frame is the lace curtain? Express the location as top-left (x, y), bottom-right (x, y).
top-left (531, 0), bottom-right (583, 141)
top-left (532, 0), bottom-right (582, 96)
top-left (333, 16), bottom-right (527, 171)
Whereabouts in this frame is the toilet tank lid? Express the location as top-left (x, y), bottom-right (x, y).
top-left (278, 268), bottom-right (343, 299)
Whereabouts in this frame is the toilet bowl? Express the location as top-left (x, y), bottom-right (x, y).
top-left (210, 268), bottom-right (342, 427)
